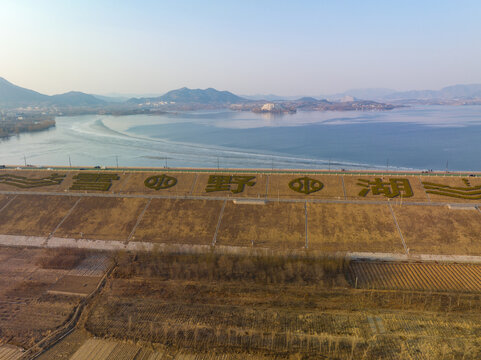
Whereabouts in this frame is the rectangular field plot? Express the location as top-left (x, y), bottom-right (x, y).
top-left (116, 172), bottom-right (196, 196)
top-left (0, 247), bottom-right (82, 348)
top-left (267, 175), bottom-right (344, 199)
top-left (0, 194), bottom-right (10, 209)
top-left (217, 201), bottom-right (305, 249)
top-left (48, 275), bottom-right (101, 296)
top-left (132, 199), bottom-right (222, 245)
top-left (68, 253), bottom-right (110, 277)
top-left (70, 339), bottom-right (143, 360)
top-left (348, 261), bottom-right (481, 292)
top-left (307, 203), bottom-right (404, 253)
top-left (55, 197), bottom-right (148, 241)
top-left (191, 173), bottom-right (267, 198)
top-left (392, 204), bottom-right (481, 255)
top-left (343, 176), bottom-right (429, 202)
top-left (0, 170), bottom-right (73, 192)
top-left (0, 195), bottom-right (78, 236)
top-left (0, 345), bottom-right (23, 360)
top-left (420, 176), bottom-right (481, 203)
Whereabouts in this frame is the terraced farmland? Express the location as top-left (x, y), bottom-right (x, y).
top-left (347, 261), bottom-right (481, 292)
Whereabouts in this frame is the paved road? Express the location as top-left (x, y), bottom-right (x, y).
top-left (2, 166), bottom-right (480, 177)
top-left (0, 189), bottom-right (479, 208)
top-left (1, 233), bottom-right (481, 264)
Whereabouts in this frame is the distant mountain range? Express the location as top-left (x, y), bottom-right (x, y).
top-left (1, 76), bottom-right (481, 110)
top-left (248, 85), bottom-right (481, 103)
top-left (382, 84), bottom-right (481, 101)
top-left (128, 87), bottom-right (245, 105)
top-left (325, 85), bottom-right (481, 102)
top-left (0, 77), bottom-right (105, 107)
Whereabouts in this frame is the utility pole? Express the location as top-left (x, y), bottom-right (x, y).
top-left (116, 155), bottom-right (119, 169)
top-left (304, 202), bottom-right (308, 249)
top-left (446, 160), bottom-right (449, 173)
top-left (68, 155), bottom-right (72, 168)
top-left (23, 154), bottom-right (27, 167)
top-left (165, 157), bottom-right (167, 168)
top-left (217, 157), bottom-right (220, 170)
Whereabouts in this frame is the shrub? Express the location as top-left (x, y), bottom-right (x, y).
top-left (37, 248), bottom-right (88, 269)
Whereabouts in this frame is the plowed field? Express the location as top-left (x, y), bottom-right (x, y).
top-left (347, 261), bottom-right (481, 292)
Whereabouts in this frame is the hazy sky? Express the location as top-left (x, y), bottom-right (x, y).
top-left (1, 0), bottom-right (480, 96)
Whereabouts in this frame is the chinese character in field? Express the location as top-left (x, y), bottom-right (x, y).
top-left (0, 173), bottom-right (65, 188)
top-left (357, 178), bottom-right (413, 198)
top-left (144, 174), bottom-right (177, 190)
top-left (288, 176), bottom-right (324, 195)
top-left (70, 173), bottom-right (120, 191)
top-left (205, 175), bottom-right (256, 194)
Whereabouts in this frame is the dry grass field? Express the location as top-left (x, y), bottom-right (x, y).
top-left (392, 204), bottom-right (481, 255)
top-left (343, 175), bottom-right (429, 202)
top-left (216, 201), bottom-right (305, 249)
top-left (267, 174), bottom-right (345, 199)
top-left (55, 197), bottom-right (147, 241)
top-left (77, 252), bottom-right (481, 360)
top-left (115, 172), bottom-right (197, 196)
top-left (191, 173), bottom-right (268, 198)
top-left (307, 203), bottom-right (404, 253)
top-left (132, 199), bottom-right (222, 245)
top-left (3, 248), bottom-right (481, 359)
top-left (0, 195), bottom-right (78, 236)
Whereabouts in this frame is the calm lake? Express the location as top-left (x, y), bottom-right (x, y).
top-left (1, 105), bottom-right (481, 171)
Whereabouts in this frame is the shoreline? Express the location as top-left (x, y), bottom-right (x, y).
top-left (1, 165), bottom-right (479, 177)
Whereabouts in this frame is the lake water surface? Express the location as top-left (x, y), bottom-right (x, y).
top-left (1, 105), bottom-right (481, 171)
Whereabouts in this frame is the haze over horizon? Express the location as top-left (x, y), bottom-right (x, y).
top-left (1, 0), bottom-right (480, 97)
